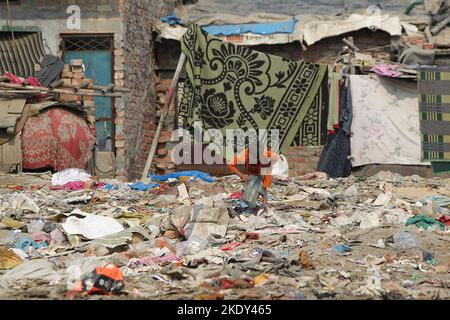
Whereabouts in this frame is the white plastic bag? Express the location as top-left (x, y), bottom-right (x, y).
top-left (51, 168), bottom-right (91, 186)
top-left (272, 155), bottom-right (289, 179)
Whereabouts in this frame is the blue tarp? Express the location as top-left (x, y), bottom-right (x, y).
top-left (149, 170), bottom-right (215, 183)
top-left (202, 17), bottom-right (297, 36)
top-left (160, 14), bottom-right (183, 26)
top-left (129, 182), bottom-right (160, 191)
top-left (160, 14), bottom-right (297, 36)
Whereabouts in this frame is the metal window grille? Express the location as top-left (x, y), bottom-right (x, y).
top-left (62, 36), bottom-right (113, 52)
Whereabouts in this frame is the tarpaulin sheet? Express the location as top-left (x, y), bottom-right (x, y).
top-left (202, 18), bottom-right (296, 36)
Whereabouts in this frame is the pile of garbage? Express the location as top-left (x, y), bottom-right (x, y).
top-left (0, 169), bottom-right (449, 299)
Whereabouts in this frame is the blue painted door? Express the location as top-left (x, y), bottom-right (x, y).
top-left (64, 50), bottom-right (113, 151)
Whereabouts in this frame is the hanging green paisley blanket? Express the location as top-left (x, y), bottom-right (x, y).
top-left (179, 24), bottom-right (327, 154)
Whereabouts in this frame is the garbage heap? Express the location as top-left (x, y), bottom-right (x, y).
top-left (0, 169), bottom-right (449, 299)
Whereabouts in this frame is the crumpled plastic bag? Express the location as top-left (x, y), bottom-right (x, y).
top-left (72, 264), bottom-right (124, 295)
top-left (51, 168), bottom-right (91, 186)
top-left (242, 176), bottom-right (263, 210)
top-left (9, 193), bottom-right (40, 214)
top-left (149, 170), bottom-right (214, 183)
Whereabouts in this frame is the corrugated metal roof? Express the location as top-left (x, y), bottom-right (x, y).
top-left (0, 32), bottom-right (45, 77)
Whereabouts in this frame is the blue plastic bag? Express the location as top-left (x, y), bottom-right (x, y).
top-left (242, 176), bottom-right (263, 210)
top-left (129, 182), bottom-right (160, 191)
top-left (149, 170), bottom-right (214, 183)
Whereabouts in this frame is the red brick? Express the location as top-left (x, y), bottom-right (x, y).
top-left (157, 148), bottom-right (168, 157)
top-left (289, 146), bottom-right (305, 151)
top-left (143, 122), bottom-right (156, 131)
top-left (73, 72), bottom-right (84, 80)
top-left (115, 117), bottom-right (124, 125)
top-left (289, 157), bottom-right (306, 163)
top-left (61, 71), bottom-right (73, 78)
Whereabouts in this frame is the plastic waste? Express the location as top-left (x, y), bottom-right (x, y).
top-left (129, 182), bottom-right (159, 191)
top-left (73, 264), bottom-right (124, 295)
top-left (0, 230), bottom-right (16, 246)
top-left (0, 246), bottom-right (23, 269)
top-left (51, 168), bottom-right (91, 186)
top-left (176, 235), bottom-right (208, 257)
top-left (332, 245), bottom-right (353, 252)
top-left (242, 176), bottom-right (263, 210)
top-left (272, 155), bottom-right (289, 179)
top-left (66, 265), bottom-right (83, 291)
top-left (344, 185), bottom-right (358, 197)
top-left (148, 195), bottom-right (177, 207)
top-left (149, 170), bottom-right (214, 183)
top-left (9, 193), bottom-right (40, 214)
top-left (27, 220), bottom-right (45, 234)
top-left (393, 231), bottom-right (420, 250)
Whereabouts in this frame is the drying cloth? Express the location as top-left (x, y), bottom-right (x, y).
top-left (35, 55), bottom-right (64, 87)
top-left (21, 108), bottom-right (95, 171)
top-left (4, 72), bottom-right (45, 100)
top-left (372, 64), bottom-right (402, 78)
top-left (179, 24), bottom-right (327, 154)
top-left (290, 70), bottom-right (328, 146)
top-left (349, 75), bottom-right (429, 167)
top-left (327, 72), bottom-right (342, 132)
top-left (317, 78), bottom-right (353, 178)
top-left (418, 66), bottom-right (450, 162)
top-left (406, 214), bottom-right (446, 230)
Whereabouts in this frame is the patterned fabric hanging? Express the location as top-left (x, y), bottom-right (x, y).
top-left (21, 108), bottom-right (95, 171)
top-left (179, 24), bottom-right (327, 154)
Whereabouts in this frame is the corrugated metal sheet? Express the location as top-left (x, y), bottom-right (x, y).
top-left (0, 32), bottom-right (45, 77)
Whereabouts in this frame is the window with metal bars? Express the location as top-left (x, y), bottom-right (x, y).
top-left (62, 36), bottom-right (113, 52)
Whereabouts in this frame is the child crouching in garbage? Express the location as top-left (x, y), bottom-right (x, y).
top-left (227, 145), bottom-right (280, 209)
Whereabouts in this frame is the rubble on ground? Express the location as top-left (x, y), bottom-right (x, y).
top-left (0, 170), bottom-right (449, 300)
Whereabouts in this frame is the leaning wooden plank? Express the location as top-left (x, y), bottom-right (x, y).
top-left (141, 52), bottom-right (186, 180)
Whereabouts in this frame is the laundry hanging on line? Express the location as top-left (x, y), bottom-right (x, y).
top-left (179, 23), bottom-right (327, 154)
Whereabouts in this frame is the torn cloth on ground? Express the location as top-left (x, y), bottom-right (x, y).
top-left (406, 214), bottom-right (446, 230)
top-left (350, 75), bottom-right (428, 167)
top-left (21, 108), bottom-right (95, 171)
top-left (179, 24), bottom-right (327, 154)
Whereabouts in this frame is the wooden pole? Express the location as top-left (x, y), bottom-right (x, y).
top-left (0, 82), bottom-right (124, 97)
top-left (141, 52), bottom-right (186, 180)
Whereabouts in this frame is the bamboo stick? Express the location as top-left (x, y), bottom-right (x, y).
top-left (141, 52), bottom-right (186, 180)
top-left (0, 82), bottom-right (124, 97)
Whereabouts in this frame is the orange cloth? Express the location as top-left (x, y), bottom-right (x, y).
top-left (227, 148), bottom-right (280, 189)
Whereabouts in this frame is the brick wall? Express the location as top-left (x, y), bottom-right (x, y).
top-left (286, 146), bottom-right (323, 176)
top-left (122, 0), bottom-right (178, 179)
